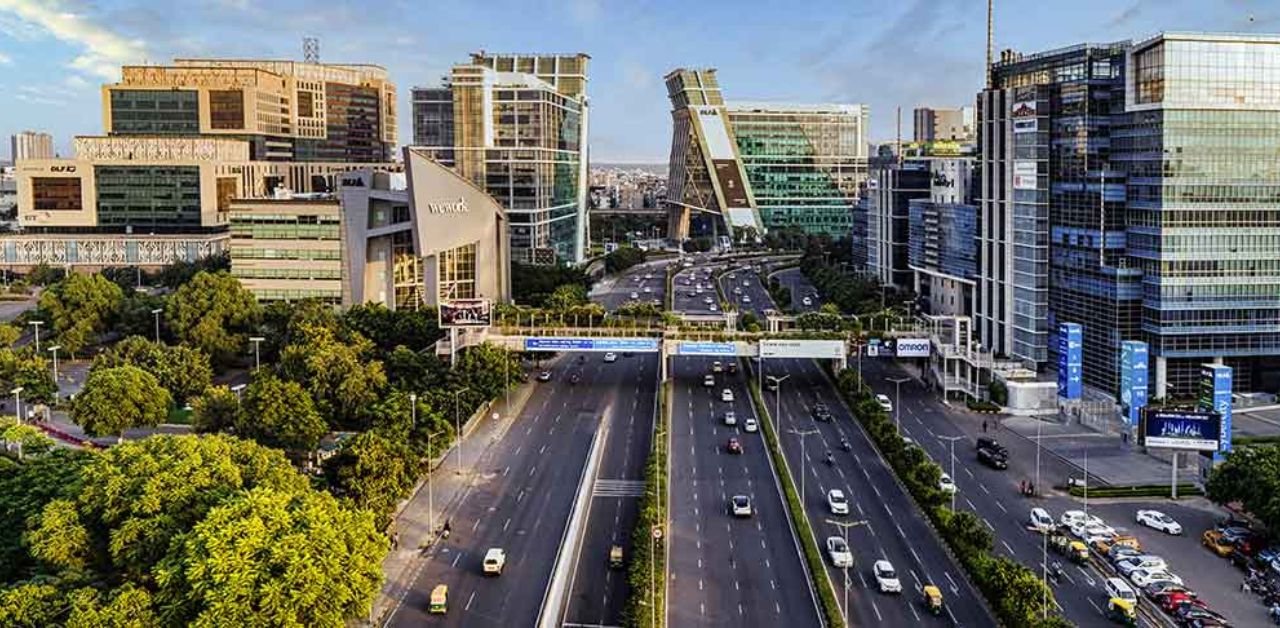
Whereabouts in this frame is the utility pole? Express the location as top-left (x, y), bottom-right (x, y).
top-left (249, 337), bottom-right (265, 371)
top-left (789, 427), bottom-right (819, 506)
top-left (936, 435), bottom-right (964, 511)
top-left (887, 376), bottom-right (911, 433)
top-left (47, 345), bottom-right (61, 398)
top-left (28, 320), bottom-right (42, 353)
top-left (10, 386), bottom-right (22, 423)
top-left (825, 518), bottom-right (869, 627)
top-left (767, 374), bottom-right (790, 430)
top-left (151, 308), bottom-right (163, 343)
top-left (453, 387), bottom-right (470, 475)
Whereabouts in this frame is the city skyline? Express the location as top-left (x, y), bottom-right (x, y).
top-left (0, 0), bottom-right (1275, 162)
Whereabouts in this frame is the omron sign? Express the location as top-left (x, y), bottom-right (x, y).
top-left (760, 339), bottom-right (846, 359)
top-left (426, 198), bottom-right (469, 214)
top-left (895, 339), bottom-right (931, 358)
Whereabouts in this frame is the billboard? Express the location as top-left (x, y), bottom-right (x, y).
top-left (1200, 364), bottom-right (1233, 460)
top-left (759, 339), bottom-right (846, 359)
top-left (676, 341), bottom-right (737, 356)
top-left (1013, 160), bottom-right (1037, 191)
top-left (1143, 410), bottom-right (1222, 451)
top-left (439, 299), bottom-right (492, 327)
top-left (523, 337), bottom-right (660, 353)
top-left (1012, 100), bottom-right (1037, 118)
top-left (1056, 323), bottom-right (1082, 400)
top-left (895, 338), bottom-right (931, 358)
top-left (1013, 118), bottom-right (1038, 134)
top-left (1119, 340), bottom-right (1149, 425)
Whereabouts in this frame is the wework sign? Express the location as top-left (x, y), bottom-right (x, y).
top-left (425, 197), bottom-right (469, 214)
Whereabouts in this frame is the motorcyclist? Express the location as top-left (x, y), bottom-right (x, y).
top-left (442, 519), bottom-right (452, 539)
top-left (840, 437), bottom-right (851, 451)
top-left (825, 451), bottom-right (834, 465)
top-left (1050, 561), bottom-right (1062, 582)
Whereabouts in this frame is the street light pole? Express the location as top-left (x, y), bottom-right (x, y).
top-left (249, 337), bottom-right (265, 371)
top-left (789, 427), bottom-right (819, 506)
top-left (453, 387), bottom-right (470, 475)
top-left (231, 383), bottom-right (246, 405)
top-left (28, 321), bottom-right (42, 354)
top-left (151, 308), bottom-right (163, 343)
top-left (10, 386), bottom-right (22, 423)
top-left (887, 376), bottom-right (911, 434)
top-left (825, 518), bottom-right (869, 628)
top-left (767, 374), bottom-right (790, 430)
top-left (936, 435), bottom-right (964, 512)
top-left (47, 345), bottom-right (61, 398)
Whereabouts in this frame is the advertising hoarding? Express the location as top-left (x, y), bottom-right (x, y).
top-left (759, 339), bottom-right (846, 359)
top-left (1013, 160), bottom-right (1037, 191)
top-left (1057, 323), bottom-right (1082, 400)
top-left (439, 299), bottom-right (493, 328)
top-left (523, 337), bottom-right (660, 353)
top-left (1200, 364), bottom-right (1234, 460)
top-left (1012, 100), bottom-right (1037, 118)
top-left (1013, 118), bottom-right (1038, 134)
top-left (676, 341), bottom-right (737, 356)
top-left (1143, 410), bottom-right (1222, 451)
top-left (895, 338), bottom-right (931, 358)
top-left (1119, 340), bottom-right (1149, 425)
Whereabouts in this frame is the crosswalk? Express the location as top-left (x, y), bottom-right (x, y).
top-left (593, 479), bottom-right (646, 498)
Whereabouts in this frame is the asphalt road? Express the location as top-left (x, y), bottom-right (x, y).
top-left (861, 358), bottom-right (1265, 627)
top-left (771, 267), bottom-right (822, 313)
top-left (719, 265), bottom-right (771, 321)
top-left (762, 356), bottom-right (994, 626)
top-left (667, 355), bottom-right (823, 627)
top-left (671, 264), bottom-right (725, 314)
top-left (591, 261), bottom-right (670, 311)
top-left (392, 352), bottom-right (650, 627)
top-left (562, 352), bottom-right (659, 627)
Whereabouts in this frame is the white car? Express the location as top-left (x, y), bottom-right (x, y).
top-left (729, 274), bottom-right (737, 280)
top-left (629, 292), bottom-right (639, 299)
top-left (802, 297), bottom-right (813, 306)
top-left (712, 361), bottom-right (723, 373)
top-left (826, 536), bottom-right (853, 568)
top-left (742, 280), bottom-right (750, 287)
top-left (874, 394), bottom-right (893, 413)
top-left (1070, 520), bottom-right (1116, 541)
top-left (1059, 510), bottom-right (1095, 528)
top-left (733, 287), bottom-right (742, 294)
top-left (644, 274), bottom-right (653, 280)
top-left (703, 297), bottom-right (714, 304)
top-left (743, 417), bottom-right (758, 433)
top-left (1135, 510), bottom-right (1182, 535)
top-left (1029, 507), bottom-right (1055, 534)
top-left (721, 389), bottom-right (734, 402)
top-left (704, 375), bottom-right (715, 388)
top-left (873, 560), bottom-right (902, 593)
top-left (1129, 568), bottom-right (1183, 588)
top-left (483, 548), bottom-right (506, 575)
top-left (1116, 555), bottom-right (1167, 577)
top-left (603, 352), bottom-right (618, 363)
top-left (730, 495), bottom-right (753, 517)
top-left (723, 411), bottom-right (737, 426)
top-left (643, 286), bottom-right (652, 293)
top-left (827, 489), bottom-right (849, 515)
top-left (742, 295), bottom-right (752, 304)
top-left (939, 473), bottom-right (956, 494)
top-left (709, 304), bottom-right (718, 311)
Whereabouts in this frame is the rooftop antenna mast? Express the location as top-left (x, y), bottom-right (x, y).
top-left (986, 0), bottom-right (994, 88)
top-left (303, 37), bottom-right (320, 63)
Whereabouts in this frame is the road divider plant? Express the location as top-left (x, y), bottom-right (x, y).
top-left (745, 361), bottom-right (845, 628)
top-left (829, 367), bottom-right (1072, 628)
top-left (622, 380), bottom-right (668, 628)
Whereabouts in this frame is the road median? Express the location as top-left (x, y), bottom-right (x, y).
top-left (621, 379), bottom-right (668, 628)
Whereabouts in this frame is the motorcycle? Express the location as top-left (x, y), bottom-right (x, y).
top-left (840, 438), bottom-right (852, 452)
top-left (1049, 562), bottom-right (1062, 584)
top-left (824, 452), bottom-right (835, 466)
top-left (570, 373), bottom-right (581, 385)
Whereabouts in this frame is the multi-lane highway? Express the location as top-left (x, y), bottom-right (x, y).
top-left (592, 260), bottom-right (671, 311)
top-left (770, 267), bottom-right (822, 312)
top-left (391, 352), bottom-right (653, 627)
top-left (667, 355), bottom-right (822, 627)
top-left (562, 352), bottom-right (659, 627)
top-left (672, 263), bottom-right (725, 314)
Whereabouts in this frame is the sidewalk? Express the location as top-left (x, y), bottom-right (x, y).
top-left (370, 374), bottom-right (541, 624)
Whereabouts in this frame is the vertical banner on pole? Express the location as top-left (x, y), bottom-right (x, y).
top-left (1057, 323), bottom-right (1083, 400)
top-left (1200, 364), bottom-right (1233, 461)
top-left (1120, 340), bottom-right (1148, 426)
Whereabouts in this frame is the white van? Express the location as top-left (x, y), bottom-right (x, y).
top-left (1104, 577), bottom-right (1137, 605)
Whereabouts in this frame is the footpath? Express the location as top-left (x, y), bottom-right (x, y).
top-left (369, 374), bottom-right (540, 624)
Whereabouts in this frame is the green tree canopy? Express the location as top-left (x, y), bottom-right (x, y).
top-left (342, 302), bottom-right (443, 352)
top-left (278, 323), bottom-right (387, 429)
top-left (37, 272), bottom-right (125, 357)
top-left (93, 336), bottom-right (213, 404)
top-left (545, 283), bottom-right (590, 310)
top-left (1207, 445), bottom-right (1280, 530)
top-left (0, 349), bottom-right (57, 405)
top-left (511, 262), bottom-right (592, 307)
top-left (323, 430), bottom-right (416, 525)
top-left (188, 385), bottom-right (239, 434)
top-left (235, 374), bottom-right (327, 452)
top-left (0, 448), bottom-right (89, 585)
top-left (165, 271), bottom-right (261, 368)
top-left (154, 487), bottom-right (386, 627)
top-left (604, 246), bottom-right (648, 274)
top-left (72, 365), bottom-right (171, 442)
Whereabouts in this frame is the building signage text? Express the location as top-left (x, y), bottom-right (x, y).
top-left (425, 197), bottom-right (469, 215)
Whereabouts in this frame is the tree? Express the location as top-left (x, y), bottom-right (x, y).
top-left (0, 582), bottom-right (62, 627)
top-left (94, 336), bottom-right (213, 404)
top-left (1207, 445), bottom-right (1280, 530)
top-left (0, 349), bottom-right (57, 405)
top-left (324, 431), bottom-right (416, 525)
top-left (448, 343), bottom-right (520, 405)
top-left (510, 262), bottom-right (592, 307)
top-left (66, 584), bottom-right (159, 628)
top-left (154, 487), bottom-right (386, 627)
top-left (235, 374), bottom-right (327, 452)
top-left (1, 418), bottom-right (55, 460)
top-left (545, 283), bottom-right (589, 310)
top-left (0, 325), bottom-right (19, 348)
top-left (189, 385), bottom-right (239, 433)
top-left (343, 303), bottom-right (443, 352)
top-left (115, 293), bottom-right (168, 341)
top-left (604, 246), bottom-right (647, 273)
top-left (165, 271), bottom-right (261, 368)
top-left (278, 323), bottom-right (387, 429)
top-left (0, 449), bottom-right (89, 585)
top-left (154, 251), bottom-right (230, 290)
top-left (384, 345), bottom-right (447, 393)
top-left (37, 273), bottom-right (125, 357)
top-left (72, 366), bottom-right (171, 443)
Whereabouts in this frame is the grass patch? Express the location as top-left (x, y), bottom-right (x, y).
top-left (621, 381), bottom-right (668, 627)
top-left (1066, 483), bottom-right (1203, 499)
top-left (166, 406), bottom-right (192, 425)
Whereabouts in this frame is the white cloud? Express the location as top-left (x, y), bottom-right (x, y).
top-left (0, 51), bottom-right (10, 64)
top-left (0, 0), bottom-right (147, 81)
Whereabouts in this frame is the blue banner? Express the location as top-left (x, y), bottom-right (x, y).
top-left (1057, 323), bottom-right (1082, 399)
top-left (523, 337), bottom-right (660, 353)
top-left (1200, 364), bottom-right (1233, 460)
top-left (1120, 340), bottom-right (1148, 426)
top-left (676, 342), bottom-right (737, 356)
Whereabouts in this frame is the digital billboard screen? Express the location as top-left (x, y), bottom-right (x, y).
top-left (1142, 410), bottom-right (1222, 451)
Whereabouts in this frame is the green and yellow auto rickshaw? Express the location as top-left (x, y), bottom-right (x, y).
top-left (923, 584), bottom-right (943, 616)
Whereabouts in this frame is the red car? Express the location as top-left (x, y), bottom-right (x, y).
top-left (1160, 592), bottom-right (1200, 614)
top-left (726, 437), bottom-right (743, 454)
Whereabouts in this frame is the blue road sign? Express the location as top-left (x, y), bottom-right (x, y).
top-left (676, 342), bottom-right (737, 356)
top-left (523, 337), bottom-right (661, 353)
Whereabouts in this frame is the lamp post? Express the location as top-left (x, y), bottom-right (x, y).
top-left (936, 435), bottom-right (964, 512)
top-left (249, 337), bottom-right (265, 371)
top-left (10, 386), bottom-right (22, 423)
top-left (789, 427), bottom-right (819, 506)
top-left (767, 374), bottom-right (789, 430)
top-left (825, 518), bottom-right (870, 628)
top-left (230, 383), bottom-right (246, 404)
top-left (452, 387), bottom-right (470, 475)
top-left (151, 308), bottom-right (163, 343)
top-left (28, 321), bottom-right (42, 354)
top-left (887, 376), bottom-right (911, 433)
top-left (47, 345), bottom-right (61, 398)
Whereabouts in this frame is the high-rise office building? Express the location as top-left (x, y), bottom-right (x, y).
top-left (7, 57), bottom-right (400, 271)
top-left (975, 32), bottom-right (1280, 397)
top-left (665, 68), bottom-right (868, 243)
top-left (412, 52), bottom-right (590, 265)
top-left (909, 158), bottom-right (978, 317)
top-left (11, 131), bottom-right (54, 161)
top-left (863, 156), bottom-right (930, 289)
top-left (913, 107), bottom-right (975, 143)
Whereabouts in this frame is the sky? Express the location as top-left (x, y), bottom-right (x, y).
top-left (0, 0), bottom-right (1277, 163)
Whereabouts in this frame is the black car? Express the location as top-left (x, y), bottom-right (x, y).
top-left (811, 403), bottom-right (833, 422)
top-left (976, 438), bottom-right (1009, 470)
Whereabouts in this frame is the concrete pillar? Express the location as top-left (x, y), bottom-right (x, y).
top-left (1155, 356), bottom-right (1168, 400)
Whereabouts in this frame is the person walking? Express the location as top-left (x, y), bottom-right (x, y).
top-left (982, 420), bottom-right (988, 433)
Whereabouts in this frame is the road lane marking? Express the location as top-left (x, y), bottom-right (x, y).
top-left (1001, 540), bottom-right (1017, 556)
top-left (982, 518), bottom-right (995, 531)
top-left (895, 523), bottom-right (906, 538)
top-left (472, 519), bottom-right (480, 532)
top-left (945, 571), bottom-right (959, 594)
top-left (979, 483), bottom-right (990, 495)
top-left (465, 591), bottom-right (476, 611)
top-left (995, 500), bottom-right (1008, 514)
top-left (503, 517), bottom-right (511, 532)
top-left (452, 552), bottom-right (463, 567)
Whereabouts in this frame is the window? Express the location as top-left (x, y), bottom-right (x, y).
top-left (31, 178), bottom-right (82, 211)
top-left (209, 90), bottom-right (244, 130)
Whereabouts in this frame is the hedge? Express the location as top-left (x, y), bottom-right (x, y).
top-left (621, 381), bottom-right (668, 627)
top-left (1066, 483), bottom-right (1203, 499)
top-left (829, 367), bottom-right (1072, 628)
top-left (745, 363), bottom-right (845, 628)
top-left (1233, 434), bottom-right (1280, 447)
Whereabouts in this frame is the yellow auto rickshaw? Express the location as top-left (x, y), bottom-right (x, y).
top-left (1068, 540), bottom-right (1089, 564)
top-left (1106, 597), bottom-right (1136, 626)
top-left (429, 584), bottom-right (448, 614)
top-left (922, 584), bottom-right (943, 616)
top-left (609, 544), bottom-right (624, 569)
